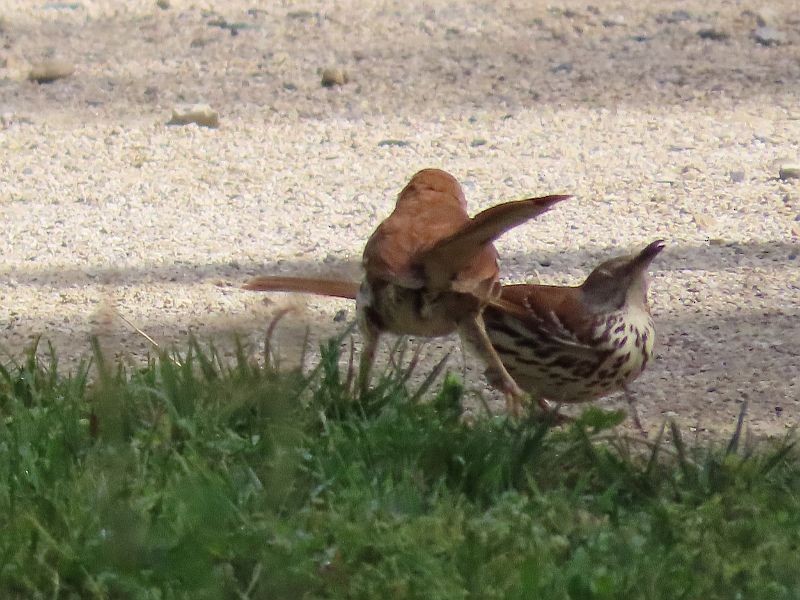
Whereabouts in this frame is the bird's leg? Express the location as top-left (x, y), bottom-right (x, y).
top-left (459, 315), bottom-right (528, 417)
top-left (481, 361), bottom-right (560, 421)
top-left (357, 323), bottom-right (379, 398)
top-left (537, 397), bottom-right (555, 412)
top-left (483, 367), bottom-right (557, 416)
top-left (530, 398), bottom-right (573, 425)
top-left (623, 384), bottom-right (646, 437)
top-left (355, 282), bottom-right (381, 397)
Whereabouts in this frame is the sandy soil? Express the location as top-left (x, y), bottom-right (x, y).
top-left (1, 0), bottom-right (798, 438)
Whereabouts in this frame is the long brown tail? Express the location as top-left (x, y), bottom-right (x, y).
top-left (243, 275), bottom-right (360, 300)
top-left (419, 194), bottom-right (570, 287)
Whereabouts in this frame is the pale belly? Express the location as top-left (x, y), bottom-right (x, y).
top-left (484, 307), bottom-right (655, 403)
top-left (356, 281), bottom-right (463, 337)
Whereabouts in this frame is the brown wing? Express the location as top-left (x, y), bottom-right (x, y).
top-left (243, 276), bottom-right (360, 299)
top-left (488, 283), bottom-right (596, 349)
top-left (420, 194), bottom-right (571, 294)
top-left (362, 169), bottom-right (473, 289)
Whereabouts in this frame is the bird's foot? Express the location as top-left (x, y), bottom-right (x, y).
top-left (532, 398), bottom-right (572, 426)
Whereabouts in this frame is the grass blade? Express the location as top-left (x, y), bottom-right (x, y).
top-left (725, 400), bottom-right (748, 456)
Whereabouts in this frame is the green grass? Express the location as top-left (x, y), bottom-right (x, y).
top-left (1, 336), bottom-right (798, 599)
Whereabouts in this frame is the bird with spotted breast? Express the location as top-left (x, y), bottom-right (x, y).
top-left (243, 241), bottom-right (664, 426)
top-left (479, 240), bottom-right (665, 426)
top-left (245, 168), bottom-right (570, 413)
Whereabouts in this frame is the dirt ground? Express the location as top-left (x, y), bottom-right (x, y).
top-left (0, 0), bottom-right (798, 438)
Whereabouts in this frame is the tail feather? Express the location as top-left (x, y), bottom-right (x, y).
top-left (243, 276), bottom-right (360, 300)
top-left (419, 194), bottom-right (571, 287)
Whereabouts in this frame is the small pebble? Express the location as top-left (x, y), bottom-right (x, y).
top-left (321, 67), bottom-right (348, 87)
top-left (167, 104), bottom-right (220, 128)
top-left (1, 112), bottom-right (18, 128)
top-left (753, 26), bottom-right (786, 46)
top-left (601, 15), bottom-right (626, 27)
top-left (697, 28), bottom-right (729, 41)
top-left (729, 171), bottom-right (745, 183)
top-left (28, 59), bottom-right (74, 83)
top-left (156, 0), bottom-right (170, 9)
top-left (470, 138), bottom-right (487, 147)
top-left (779, 165), bottom-right (800, 180)
top-left (754, 6), bottom-right (779, 27)
top-left (693, 213), bottom-right (716, 229)
top-left (207, 18), bottom-right (253, 35)
top-left (656, 10), bottom-right (692, 24)
top-left (377, 139), bottom-right (409, 147)
top-left (287, 10), bottom-right (315, 21)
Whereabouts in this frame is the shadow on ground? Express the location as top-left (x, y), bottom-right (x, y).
top-left (1, 3), bottom-right (798, 118)
top-left (1, 239), bottom-right (797, 287)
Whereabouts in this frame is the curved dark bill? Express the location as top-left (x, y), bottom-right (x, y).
top-left (632, 239), bottom-right (666, 269)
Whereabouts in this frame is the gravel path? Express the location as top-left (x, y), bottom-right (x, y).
top-left (1, 0), bottom-right (798, 438)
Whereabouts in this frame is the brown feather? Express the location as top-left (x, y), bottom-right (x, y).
top-left (362, 169), bottom-right (472, 289)
top-left (242, 167), bottom-right (572, 413)
top-left (420, 194), bottom-right (571, 292)
top-left (479, 241), bottom-right (665, 411)
top-left (243, 276), bottom-right (360, 299)
top-left (489, 284), bottom-right (596, 346)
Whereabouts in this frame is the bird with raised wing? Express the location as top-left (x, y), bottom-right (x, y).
top-left (245, 168), bottom-right (570, 413)
top-left (244, 240), bottom-right (665, 425)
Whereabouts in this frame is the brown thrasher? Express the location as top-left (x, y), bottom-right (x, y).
top-left (244, 240), bottom-right (665, 423)
top-left (480, 239), bottom-right (665, 424)
top-left (245, 168), bottom-right (569, 413)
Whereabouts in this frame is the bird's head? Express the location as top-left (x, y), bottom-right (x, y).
top-left (580, 240), bottom-right (665, 313)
